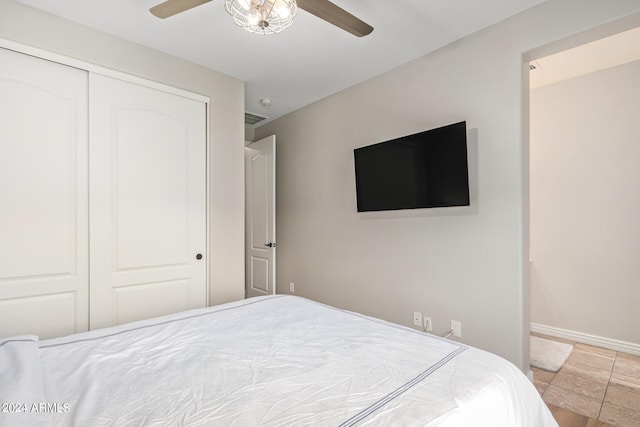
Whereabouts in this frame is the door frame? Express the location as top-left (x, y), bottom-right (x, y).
top-left (245, 135), bottom-right (276, 298)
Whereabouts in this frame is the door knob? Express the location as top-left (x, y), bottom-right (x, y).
top-left (196, 253), bottom-right (203, 260)
top-left (264, 242), bottom-right (277, 248)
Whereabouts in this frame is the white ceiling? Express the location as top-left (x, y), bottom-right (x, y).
top-left (15, 0), bottom-right (548, 125)
top-left (530, 26), bottom-right (640, 89)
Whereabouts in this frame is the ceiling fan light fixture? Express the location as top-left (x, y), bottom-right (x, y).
top-left (225, 0), bottom-right (298, 35)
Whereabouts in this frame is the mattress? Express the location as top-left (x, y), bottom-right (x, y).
top-left (0, 295), bottom-right (557, 426)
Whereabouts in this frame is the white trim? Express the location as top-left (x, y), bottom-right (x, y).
top-left (205, 101), bottom-right (211, 306)
top-left (530, 323), bottom-right (640, 356)
top-left (0, 38), bottom-right (209, 103)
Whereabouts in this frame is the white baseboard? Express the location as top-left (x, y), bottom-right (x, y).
top-left (530, 323), bottom-right (640, 356)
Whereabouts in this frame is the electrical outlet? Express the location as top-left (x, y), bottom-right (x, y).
top-left (289, 282), bottom-right (294, 293)
top-left (451, 320), bottom-right (462, 337)
top-left (423, 316), bottom-right (432, 333)
top-left (413, 312), bottom-right (422, 327)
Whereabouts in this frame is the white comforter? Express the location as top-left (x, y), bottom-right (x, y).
top-left (0, 295), bottom-right (557, 426)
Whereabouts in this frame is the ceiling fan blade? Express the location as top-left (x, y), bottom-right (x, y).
top-left (150, 0), bottom-right (213, 19)
top-left (297, 0), bottom-right (373, 37)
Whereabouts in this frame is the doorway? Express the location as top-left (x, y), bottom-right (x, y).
top-left (527, 23), bottom-right (640, 425)
top-left (528, 25), bottom-right (640, 351)
top-left (245, 135), bottom-right (277, 298)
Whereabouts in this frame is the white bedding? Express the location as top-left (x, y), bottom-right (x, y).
top-left (1, 295), bottom-right (557, 426)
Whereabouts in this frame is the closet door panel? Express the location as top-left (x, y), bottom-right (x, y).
top-left (115, 109), bottom-right (189, 269)
top-left (89, 74), bottom-right (206, 330)
top-left (0, 48), bottom-right (89, 338)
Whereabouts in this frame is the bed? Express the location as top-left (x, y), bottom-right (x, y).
top-left (1, 295), bottom-right (557, 426)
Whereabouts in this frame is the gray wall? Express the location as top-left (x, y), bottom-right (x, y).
top-left (530, 59), bottom-right (640, 345)
top-left (256, 0), bottom-right (640, 370)
top-left (0, 0), bottom-right (246, 305)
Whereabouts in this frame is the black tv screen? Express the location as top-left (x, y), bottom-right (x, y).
top-left (354, 121), bottom-right (469, 212)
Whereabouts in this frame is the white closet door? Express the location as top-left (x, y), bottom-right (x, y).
top-left (0, 48), bottom-right (89, 339)
top-left (89, 74), bottom-right (207, 329)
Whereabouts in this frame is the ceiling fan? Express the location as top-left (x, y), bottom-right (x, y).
top-left (149, 0), bottom-right (373, 37)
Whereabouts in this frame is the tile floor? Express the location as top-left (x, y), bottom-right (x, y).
top-left (532, 333), bottom-right (640, 426)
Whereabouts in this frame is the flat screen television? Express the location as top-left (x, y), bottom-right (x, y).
top-left (354, 121), bottom-right (469, 212)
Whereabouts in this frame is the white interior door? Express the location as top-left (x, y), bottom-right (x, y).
top-left (0, 48), bottom-right (89, 339)
top-left (89, 74), bottom-right (207, 329)
top-left (245, 136), bottom-right (276, 298)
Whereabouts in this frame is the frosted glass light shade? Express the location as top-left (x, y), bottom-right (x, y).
top-left (225, 0), bottom-right (298, 35)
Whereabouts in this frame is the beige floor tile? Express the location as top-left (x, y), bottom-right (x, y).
top-left (560, 361), bottom-right (612, 385)
top-left (543, 384), bottom-right (603, 419)
top-left (551, 371), bottom-right (608, 401)
top-left (604, 385), bottom-right (640, 412)
top-left (610, 371), bottom-right (640, 393)
top-left (614, 356), bottom-right (640, 377)
top-left (599, 401), bottom-right (640, 427)
top-left (617, 352), bottom-right (640, 364)
top-left (547, 403), bottom-right (616, 427)
top-left (566, 349), bottom-right (616, 372)
top-left (534, 380), bottom-right (548, 395)
top-left (587, 419), bottom-right (617, 427)
top-left (532, 366), bottom-right (557, 384)
top-left (533, 335), bottom-right (640, 425)
top-left (574, 343), bottom-right (617, 359)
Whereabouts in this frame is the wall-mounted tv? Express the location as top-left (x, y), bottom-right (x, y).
top-left (354, 121), bottom-right (469, 212)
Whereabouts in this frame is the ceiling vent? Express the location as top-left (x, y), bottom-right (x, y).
top-left (245, 112), bottom-right (268, 126)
